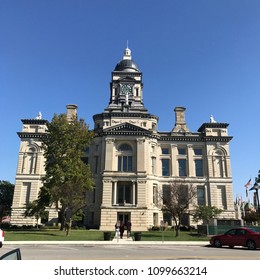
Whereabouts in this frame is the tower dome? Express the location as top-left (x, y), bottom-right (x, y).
top-left (114, 47), bottom-right (139, 72)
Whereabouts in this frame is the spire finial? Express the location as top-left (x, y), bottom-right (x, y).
top-left (123, 42), bottom-right (131, 60)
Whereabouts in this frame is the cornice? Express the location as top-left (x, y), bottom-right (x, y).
top-left (198, 122), bottom-right (229, 132)
top-left (94, 129), bottom-right (232, 142)
top-left (17, 132), bottom-right (48, 139)
top-left (93, 112), bottom-right (159, 121)
top-left (21, 119), bottom-right (48, 125)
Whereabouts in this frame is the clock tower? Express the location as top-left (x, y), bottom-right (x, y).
top-left (106, 47), bottom-right (147, 113)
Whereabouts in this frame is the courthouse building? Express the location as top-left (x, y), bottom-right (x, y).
top-left (11, 47), bottom-right (236, 230)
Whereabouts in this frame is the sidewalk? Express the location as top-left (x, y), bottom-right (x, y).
top-left (4, 236), bottom-right (209, 246)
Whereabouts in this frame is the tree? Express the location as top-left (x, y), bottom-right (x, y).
top-left (159, 182), bottom-right (197, 237)
top-left (191, 205), bottom-right (223, 224)
top-left (24, 201), bottom-right (48, 229)
top-left (243, 209), bottom-right (260, 225)
top-left (255, 170), bottom-right (260, 184)
top-left (38, 113), bottom-right (94, 235)
top-left (0, 181), bottom-right (14, 221)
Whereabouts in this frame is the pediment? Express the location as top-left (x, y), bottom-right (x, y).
top-left (104, 122), bottom-right (150, 133)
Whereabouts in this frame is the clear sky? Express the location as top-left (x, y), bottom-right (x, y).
top-left (1, 0), bottom-right (259, 201)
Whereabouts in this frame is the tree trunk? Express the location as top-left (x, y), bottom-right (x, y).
top-left (175, 225), bottom-right (180, 237)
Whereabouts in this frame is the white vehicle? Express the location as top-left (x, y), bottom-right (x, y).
top-left (0, 229), bottom-right (4, 248)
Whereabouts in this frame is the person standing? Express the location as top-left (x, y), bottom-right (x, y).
top-left (119, 221), bottom-right (125, 239)
top-left (115, 220), bottom-right (120, 239)
top-left (126, 220), bottom-right (132, 238)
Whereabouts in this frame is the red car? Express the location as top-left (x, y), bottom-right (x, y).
top-left (210, 227), bottom-right (260, 250)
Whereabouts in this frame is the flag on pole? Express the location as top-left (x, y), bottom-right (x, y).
top-left (244, 178), bottom-right (251, 187)
top-left (244, 178), bottom-right (251, 197)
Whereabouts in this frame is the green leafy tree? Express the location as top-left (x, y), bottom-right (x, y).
top-left (38, 113), bottom-right (94, 235)
top-left (191, 205), bottom-right (223, 224)
top-left (24, 201), bottom-right (48, 229)
top-left (159, 182), bottom-right (197, 237)
top-left (243, 209), bottom-right (260, 225)
top-left (0, 180), bottom-right (14, 221)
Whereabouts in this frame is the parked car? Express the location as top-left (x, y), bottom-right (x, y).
top-left (210, 227), bottom-right (260, 250)
top-left (0, 229), bottom-right (4, 248)
top-left (0, 248), bottom-right (21, 260)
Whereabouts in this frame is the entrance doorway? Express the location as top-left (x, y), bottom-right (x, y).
top-left (117, 212), bottom-right (130, 226)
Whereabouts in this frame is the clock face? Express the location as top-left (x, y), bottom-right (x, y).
top-left (121, 84), bottom-right (132, 94)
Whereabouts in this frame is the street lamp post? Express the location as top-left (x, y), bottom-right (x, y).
top-left (249, 182), bottom-right (260, 216)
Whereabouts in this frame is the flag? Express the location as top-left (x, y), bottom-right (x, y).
top-left (244, 178), bottom-right (251, 188)
top-left (244, 178), bottom-right (251, 197)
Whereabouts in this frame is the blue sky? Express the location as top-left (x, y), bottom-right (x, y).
top-left (0, 0), bottom-right (259, 200)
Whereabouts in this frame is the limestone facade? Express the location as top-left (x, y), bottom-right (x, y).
top-left (11, 47), bottom-right (235, 229)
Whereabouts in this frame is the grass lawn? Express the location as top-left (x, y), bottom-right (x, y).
top-left (4, 228), bottom-right (209, 242)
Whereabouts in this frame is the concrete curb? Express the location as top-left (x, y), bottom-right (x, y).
top-left (4, 240), bottom-right (209, 246)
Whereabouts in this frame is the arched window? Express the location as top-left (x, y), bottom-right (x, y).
top-left (22, 146), bottom-right (37, 174)
top-left (213, 149), bottom-right (226, 177)
top-left (117, 143), bottom-right (133, 172)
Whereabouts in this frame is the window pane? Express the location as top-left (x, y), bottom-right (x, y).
top-left (162, 148), bottom-right (169, 154)
top-left (125, 185), bottom-right (131, 203)
top-left (118, 156), bottom-right (122, 171)
top-left (178, 148), bottom-right (186, 155)
top-left (118, 185), bottom-right (124, 203)
top-left (128, 156), bottom-right (133, 171)
top-left (195, 159), bottom-right (203, 176)
top-left (123, 156), bottom-right (127, 171)
top-left (178, 159), bottom-right (187, 176)
top-left (194, 148), bottom-right (202, 155)
top-left (118, 144), bottom-right (132, 151)
top-left (162, 159), bottom-right (170, 176)
top-left (197, 187), bottom-right (205, 205)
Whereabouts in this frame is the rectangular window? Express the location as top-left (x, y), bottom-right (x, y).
top-left (151, 157), bottom-right (156, 174)
top-left (217, 186), bottom-right (227, 209)
top-left (162, 184), bottom-right (170, 204)
top-left (20, 182), bottom-right (31, 206)
top-left (153, 184), bottom-right (158, 204)
top-left (178, 159), bottom-right (187, 176)
top-left (195, 159), bottom-right (203, 177)
top-left (89, 212), bottom-right (94, 225)
top-left (194, 148), bottom-right (202, 155)
top-left (197, 186), bottom-right (205, 205)
top-left (118, 156), bottom-right (133, 172)
top-left (178, 148), bottom-right (186, 155)
top-left (117, 182), bottom-right (132, 204)
top-left (162, 148), bottom-right (169, 154)
top-left (162, 159), bottom-right (170, 176)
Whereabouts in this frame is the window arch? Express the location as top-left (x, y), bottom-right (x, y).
top-left (212, 148), bottom-right (227, 177)
top-left (22, 145), bottom-right (38, 174)
top-left (118, 143), bottom-right (132, 152)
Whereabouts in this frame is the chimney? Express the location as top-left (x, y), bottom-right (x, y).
top-left (172, 106), bottom-right (189, 132)
top-left (66, 104), bottom-right (78, 122)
